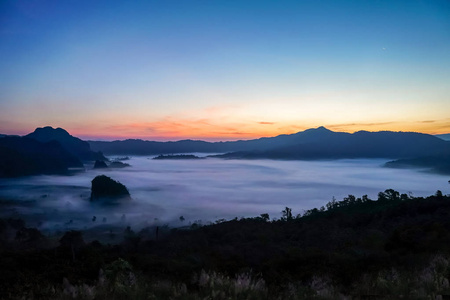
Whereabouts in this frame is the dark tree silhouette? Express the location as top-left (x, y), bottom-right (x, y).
top-left (60, 230), bottom-right (85, 262)
top-left (260, 213), bottom-right (270, 222)
top-left (281, 207), bottom-right (293, 221)
top-left (378, 189), bottom-right (400, 202)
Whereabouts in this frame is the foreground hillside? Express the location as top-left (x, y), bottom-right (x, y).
top-left (1, 189), bottom-right (450, 299)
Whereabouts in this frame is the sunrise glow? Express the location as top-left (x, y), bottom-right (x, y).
top-left (1, 0), bottom-right (449, 140)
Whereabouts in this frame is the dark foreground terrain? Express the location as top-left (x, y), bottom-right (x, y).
top-left (1, 189), bottom-right (450, 299)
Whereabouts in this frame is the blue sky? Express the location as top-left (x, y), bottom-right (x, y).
top-left (1, 0), bottom-right (449, 140)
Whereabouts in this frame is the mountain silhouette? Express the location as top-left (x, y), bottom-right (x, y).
top-left (89, 127), bottom-right (450, 160)
top-left (88, 127), bottom-right (343, 155)
top-left (0, 136), bottom-right (83, 177)
top-left (214, 129), bottom-right (450, 160)
top-left (2, 126), bottom-right (448, 176)
top-left (26, 126), bottom-right (106, 162)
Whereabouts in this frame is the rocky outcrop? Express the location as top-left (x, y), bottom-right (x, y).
top-left (90, 175), bottom-right (131, 203)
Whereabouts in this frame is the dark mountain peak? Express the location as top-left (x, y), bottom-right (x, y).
top-left (315, 126), bottom-right (331, 131)
top-left (300, 126), bottom-right (332, 133)
top-left (353, 130), bottom-right (369, 134)
top-left (26, 126), bottom-right (106, 162)
top-left (299, 126), bottom-right (334, 134)
top-left (290, 126), bottom-right (338, 140)
top-left (35, 126), bottom-right (69, 134)
top-left (28, 126), bottom-right (73, 141)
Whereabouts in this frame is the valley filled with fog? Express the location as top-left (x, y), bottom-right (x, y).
top-left (0, 156), bottom-right (448, 233)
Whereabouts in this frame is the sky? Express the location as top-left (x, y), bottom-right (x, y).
top-left (0, 0), bottom-right (449, 141)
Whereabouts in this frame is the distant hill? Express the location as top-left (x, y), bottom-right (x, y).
top-left (153, 154), bottom-right (204, 160)
top-left (89, 139), bottom-right (222, 155)
top-left (0, 136), bottom-right (83, 177)
top-left (0, 134), bottom-right (19, 138)
top-left (435, 133), bottom-right (450, 141)
top-left (89, 126), bottom-right (350, 155)
top-left (26, 126), bottom-right (106, 162)
top-left (385, 154), bottom-right (450, 174)
top-left (90, 127), bottom-right (450, 160)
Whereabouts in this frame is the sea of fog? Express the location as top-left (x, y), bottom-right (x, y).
top-left (0, 156), bottom-right (449, 233)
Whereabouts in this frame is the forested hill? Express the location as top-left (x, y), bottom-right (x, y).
top-left (385, 154), bottom-right (450, 174)
top-left (89, 126), bottom-right (450, 160)
top-left (2, 189), bottom-right (450, 298)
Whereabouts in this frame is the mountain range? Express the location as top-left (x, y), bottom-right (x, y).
top-left (88, 126), bottom-right (450, 174)
top-left (1, 126), bottom-right (449, 177)
top-left (89, 126), bottom-right (450, 159)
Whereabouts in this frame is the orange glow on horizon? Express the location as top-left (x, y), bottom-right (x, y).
top-left (68, 118), bottom-right (450, 142)
top-left (2, 117), bottom-right (448, 142)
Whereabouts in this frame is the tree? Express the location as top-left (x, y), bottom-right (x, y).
top-left (342, 195), bottom-right (356, 206)
top-left (60, 230), bottom-right (85, 261)
top-left (326, 196), bottom-right (337, 210)
top-left (260, 213), bottom-right (270, 222)
top-left (400, 193), bottom-right (409, 201)
top-left (361, 195), bottom-right (370, 203)
top-left (384, 189), bottom-right (400, 201)
top-left (281, 207), bottom-right (293, 221)
top-left (378, 189), bottom-right (400, 202)
top-left (303, 208), bottom-right (319, 217)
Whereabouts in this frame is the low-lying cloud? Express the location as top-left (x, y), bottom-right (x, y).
top-left (0, 157), bottom-right (448, 233)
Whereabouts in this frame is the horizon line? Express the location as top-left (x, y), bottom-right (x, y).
top-left (3, 126), bottom-right (449, 143)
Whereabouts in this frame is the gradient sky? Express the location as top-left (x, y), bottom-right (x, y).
top-left (1, 0), bottom-right (449, 141)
